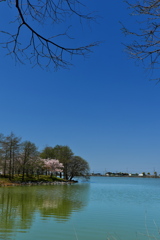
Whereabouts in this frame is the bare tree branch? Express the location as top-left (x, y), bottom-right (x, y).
top-left (122, 0), bottom-right (160, 79)
top-left (0, 0), bottom-right (100, 69)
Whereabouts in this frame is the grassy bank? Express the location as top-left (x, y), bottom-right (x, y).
top-left (0, 174), bottom-right (67, 186)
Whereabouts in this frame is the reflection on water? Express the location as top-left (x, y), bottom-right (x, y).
top-left (0, 177), bottom-right (160, 240)
top-left (0, 184), bottom-right (89, 239)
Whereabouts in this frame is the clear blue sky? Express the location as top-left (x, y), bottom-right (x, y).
top-left (0, 1), bottom-right (160, 174)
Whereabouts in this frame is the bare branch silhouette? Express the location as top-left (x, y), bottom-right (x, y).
top-left (0, 0), bottom-right (100, 69)
top-left (122, 0), bottom-right (160, 79)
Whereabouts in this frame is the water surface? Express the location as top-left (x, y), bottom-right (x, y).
top-left (0, 177), bottom-right (160, 240)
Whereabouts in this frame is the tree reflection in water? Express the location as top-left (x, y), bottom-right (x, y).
top-left (0, 184), bottom-right (89, 239)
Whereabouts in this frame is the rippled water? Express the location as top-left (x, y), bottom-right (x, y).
top-left (0, 177), bottom-right (160, 240)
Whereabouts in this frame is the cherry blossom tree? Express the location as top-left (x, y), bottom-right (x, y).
top-left (40, 145), bottom-right (90, 180)
top-left (43, 159), bottom-right (64, 177)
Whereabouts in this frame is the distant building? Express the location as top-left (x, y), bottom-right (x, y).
top-left (129, 173), bottom-right (138, 177)
top-left (105, 172), bottom-right (113, 176)
top-left (138, 173), bottom-right (145, 177)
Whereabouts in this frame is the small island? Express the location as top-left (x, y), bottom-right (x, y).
top-left (0, 133), bottom-right (90, 187)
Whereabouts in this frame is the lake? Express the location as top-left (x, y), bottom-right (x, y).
top-left (0, 177), bottom-right (160, 240)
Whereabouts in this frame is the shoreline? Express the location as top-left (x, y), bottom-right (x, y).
top-left (0, 180), bottom-right (78, 187)
top-left (90, 175), bottom-right (160, 178)
top-left (1, 175), bottom-right (159, 187)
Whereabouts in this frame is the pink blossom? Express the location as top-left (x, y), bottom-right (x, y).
top-left (42, 159), bottom-right (64, 173)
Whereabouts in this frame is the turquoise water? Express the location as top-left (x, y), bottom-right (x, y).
top-left (0, 177), bottom-right (160, 240)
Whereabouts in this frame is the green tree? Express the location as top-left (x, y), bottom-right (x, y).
top-left (0, 134), bottom-right (5, 175)
top-left (41, 145), bottom-right (90, 180)
top-left (154, 171), bottom-right (157, 177)
top-left (20, 141), bottom-right (39, 181)
top-left (40, 147), bottom-right (55, 159)
top-left (53, 145), bottom-right (74, 180)
top-left (67, 156), bottom-right (90, 181)
top-left (0, 132), bottom-right (21, 179)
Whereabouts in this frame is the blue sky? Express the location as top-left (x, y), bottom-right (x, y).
top-left (0, 0), bottom-right (160, 174)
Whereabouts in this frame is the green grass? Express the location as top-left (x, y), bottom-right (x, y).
top-left (0, 177), bottom-right (11, 183)
top-left (0, 174), bottom-right (65, 183)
